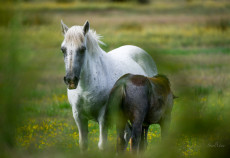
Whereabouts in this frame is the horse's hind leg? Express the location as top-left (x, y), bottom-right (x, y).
top-left (130, 122), bottom-right (142, 154)
top-left (98, 120), bottom-right (108, 150)
top-left (98, 106), bottom-right (108, 150)
top-left (140, 125), bottom-right (149, 151)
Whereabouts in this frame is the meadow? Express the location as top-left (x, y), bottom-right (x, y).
top-left (0, 0), bottom-right (230, 157)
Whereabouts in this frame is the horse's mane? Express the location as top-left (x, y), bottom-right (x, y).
top-left (85, 29), bottom-right (105, 53)
top-left (65, 26), bottom-right (104, 53)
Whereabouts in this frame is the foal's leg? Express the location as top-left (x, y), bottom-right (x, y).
top-left (116, 118), bottom-right (127, 153)
top-left (130, 122), bottom-right (142, 154)
top-left (140, 125), bottom-right (149, 151)
top-left (124, 123), bottom-right (132, 149)
top-left (73, 109), bottom-right (88, 151)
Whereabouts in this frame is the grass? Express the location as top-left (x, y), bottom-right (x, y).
top-left (1, 0), bottom-right (230, 157)
top-left (4, 0), bottom-right (230, 15)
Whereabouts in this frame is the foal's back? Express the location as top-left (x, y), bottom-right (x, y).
top-left (120, 74), bottom-right (173, 125)
top-left (106, 73), bottom-right (174, 152)
top-left (146, 75), bottom-right (173, 124)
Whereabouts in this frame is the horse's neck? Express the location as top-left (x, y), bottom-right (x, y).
top-left (79, 48), bottom-right (111, 92)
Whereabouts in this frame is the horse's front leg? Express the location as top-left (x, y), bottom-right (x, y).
top-left (98, 106), bottom-right (108, 150)
top-left (73, 108), bottom-right (88, 151)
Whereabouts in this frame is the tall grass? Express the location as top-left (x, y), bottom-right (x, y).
top-left (0, 6), bottom-right (26, 156)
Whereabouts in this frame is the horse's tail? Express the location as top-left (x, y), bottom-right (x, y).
top-left (104, 84), bottom-right (125, 128)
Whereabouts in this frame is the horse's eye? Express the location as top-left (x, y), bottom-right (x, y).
top-left (79, 46), bottom-right (86, 54)
top-left (61, 47), bottom-right (67, 54)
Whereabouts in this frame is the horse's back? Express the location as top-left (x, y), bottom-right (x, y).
top-left (108, 45), bottom-right (158, 77)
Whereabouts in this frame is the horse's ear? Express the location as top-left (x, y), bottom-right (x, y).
top-left (83, 20), bottom-right (90, 36)
top-left (61, 20), bottom-right (68, 35)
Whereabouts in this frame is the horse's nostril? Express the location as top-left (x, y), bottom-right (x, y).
top-left (64, 76), bottom-right (71, 84)
top-left (74, 76), bottom-right (79, 82)
top-left (64, 75), bottom-right (78, 88)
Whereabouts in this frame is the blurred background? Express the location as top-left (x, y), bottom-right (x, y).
top-left (0, 0), bottom-right (230, 157)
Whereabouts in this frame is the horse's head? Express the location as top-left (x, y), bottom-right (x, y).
top-left (60, 20), bottom-right (90, 89)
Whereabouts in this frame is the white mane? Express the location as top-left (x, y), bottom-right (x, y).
top-left (65, 26), bottom-right (104, 53)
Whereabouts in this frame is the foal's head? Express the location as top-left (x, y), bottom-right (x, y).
top-left (60, 20), bottom-right (89, 89)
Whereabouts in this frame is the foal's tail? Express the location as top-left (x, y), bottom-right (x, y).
top-left (104, 84), bottom-right (125, 128)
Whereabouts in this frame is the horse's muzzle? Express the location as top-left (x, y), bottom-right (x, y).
top-left (64, 75), bottom-right (79, 89)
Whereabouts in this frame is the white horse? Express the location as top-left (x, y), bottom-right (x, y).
top-left (60, 20), bottom-right (158, 151)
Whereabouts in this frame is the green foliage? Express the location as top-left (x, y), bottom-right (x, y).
top-left (0, 9), bottom-right (15, 26)
top-left (0, 5), bottom-right (37, 155)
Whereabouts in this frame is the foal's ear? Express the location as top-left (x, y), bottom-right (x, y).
top-left (83, 20), bottom-right (90, 36)
top-left (61, 20), bottom-right (69, 35)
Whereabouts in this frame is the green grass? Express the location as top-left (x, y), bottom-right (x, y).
top-left (4, 0), bottom-right (230, 15)
top-left (1, 0), bottom-right (230, 157)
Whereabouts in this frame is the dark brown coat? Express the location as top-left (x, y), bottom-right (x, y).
top-left (105, 73), bottom-right (175, 153)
